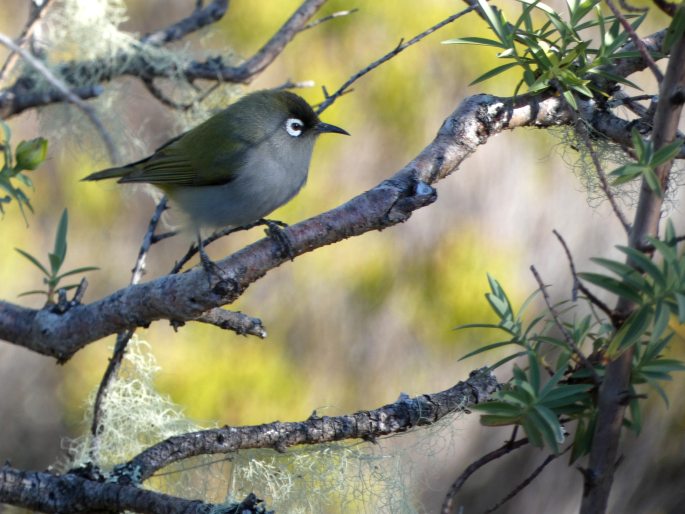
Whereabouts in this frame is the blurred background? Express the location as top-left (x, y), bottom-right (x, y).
top-left (0, 0), bottom-right (683, 512)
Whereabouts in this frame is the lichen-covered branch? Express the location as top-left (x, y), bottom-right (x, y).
top-left (0, 465), bottom-right (264, 514)
top-left (120, 368), bottom-right (499, 481)
top-left (0, 0), bottom-right (328, 118)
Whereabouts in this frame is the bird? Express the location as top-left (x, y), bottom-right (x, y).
top-left (83, 89), bottom-right (349, 271)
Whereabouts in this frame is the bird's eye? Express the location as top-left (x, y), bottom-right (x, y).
top-left (285, 118), bottom-right (304, 137)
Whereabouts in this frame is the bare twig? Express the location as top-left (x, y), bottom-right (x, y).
top-left (441, 438), bottom-right (529, 514)
top-left (90, 198), bottom-right (169, 454)
top-left (0, 32), bottom-right (119, 163)
top-left (484, 449), bottom-right (569, 514)
top-left (194, 308), bottom-right (266, 338)
top-left (0, 0), bottom-right (56, 82)
top-left (140, 0), bottom-right (230, 46)
top-left (603, 0), bottom-right (663, 82)
top-left (530, 265), bottom-right (601, 385)
top-left (316, 5), bottom-right (476, 114)
top-left (185, 0), bottom-right (329, 82)
top-left (575, 121), bottom-right (631, 233)
top-left (302, 8), bottom-right (358, 31)
top-left (652, 0), bottom-right (677, 16)
top-left (552, 230), bottom-right (614, 320)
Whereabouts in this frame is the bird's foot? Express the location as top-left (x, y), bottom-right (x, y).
top-left (261, 219), bottom-right (295, 260)
top-left (197, 241), bottom-right (237, 295)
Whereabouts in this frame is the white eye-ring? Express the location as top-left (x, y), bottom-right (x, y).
top-left (285, 117), bottom-right (304, 137)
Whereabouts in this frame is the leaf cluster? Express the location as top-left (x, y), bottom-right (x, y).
top-left (460, 227), bottom-right (685, 456)
top-left (609, 129), bottom-right (683, 196)
top-left (0, 119), bottom-right (48, 222)
top-left (15, 209), bottom-right (98, 303)
top-left (443, 0), bottom-right (645, 108)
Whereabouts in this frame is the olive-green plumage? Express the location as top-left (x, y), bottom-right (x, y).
top-left (84, 90), bottom-right (348, 231)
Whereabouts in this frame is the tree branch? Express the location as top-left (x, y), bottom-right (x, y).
top-left (0, 464), bottom-right (265, 514)
top-left (117, 368), bottom-right (499, 482)
top-left (0, 91), bottom-right (583, 360)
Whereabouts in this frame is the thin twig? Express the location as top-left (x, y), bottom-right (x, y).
top-left (575, 121), bottom-right (631, 234)
top-left (90, 198), bottom-right (170, 455)
top-left (302, 8), bottom-right (358, 31)
top-left (653, 0), bottom-right (677, 16)
top-left (603, 0), bottom-right (663, 83)
top-left (552, 229), bottom-right (614, 319)
top-left (441, 438), bottom-right (529, 514)
top-left (484, 448), bottom-right (569, 514)
top-left (0, 0), bottom-right (56, 82)
top-left (530, 265), bottom-right (601, 385)
top-left (0, 32), bottom-right (119, 163)
top-left (316, 5), bottom-right (476, 114)
top-left (130, 197), bottom-right (170, 284)
top-left (194, 308), bottom-right (267, 338)
top-left (140, 0), bottom-right (229, 46)
top-left (274, 79), bottom-right (315, 90)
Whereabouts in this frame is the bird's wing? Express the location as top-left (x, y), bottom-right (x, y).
top-left (119, 112), bottom-right (250, 187)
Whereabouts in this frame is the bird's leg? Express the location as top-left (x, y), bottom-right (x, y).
top-left (259, 218), bottom-right (296, 261)
top-left (196, 233), bottom-right (230, 288)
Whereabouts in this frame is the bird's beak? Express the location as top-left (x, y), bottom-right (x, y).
top-left (316, 121), bottom-right (350, 136)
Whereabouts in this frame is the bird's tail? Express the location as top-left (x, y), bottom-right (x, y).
top-left (82, 166), bottom-right (130, 181)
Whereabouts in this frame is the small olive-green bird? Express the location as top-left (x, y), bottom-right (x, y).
top-left (83, 90), bottom-right (348, 233)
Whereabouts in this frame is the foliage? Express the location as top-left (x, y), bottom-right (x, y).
top-left (609, 128), bottom-right (684, 196)
top-left (0, 118), bottom-right (48, 221)
top-left (443, 0), bottom-right (644, 108)
top-left (15, 208), bottom-right (98, 303)
top-left (461, 226), bottom-right (685, 458)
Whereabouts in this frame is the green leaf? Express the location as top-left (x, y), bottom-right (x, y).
top-left (642, 167), bottom-right (662, 196)
top-left (578, 272), bottom-right (643, 303)
top-left (474, 401), bottom-right (524, 417)
top-left (562, 90), bottom-right (578, 109)
top-left (675, 293), bottom-right (685, 324)
top-left (55, 266), bottom-right (100, 281)
top-left (459, 340), bottom-right (519, 361)
top-left (617, 246), bottom-right (665, 288)
top-left (527, 352), bottom-right (541, 392)
top-left (442, 37), bottom-right (506, 48)
top-left (652, 139), bottom-right (684, 167)
top-left (571, 415), bottom-right (595, 462)
top-left (48, 253), bottom-right (63, 277)
top-left (590, 257), bottom-right (646, 290)
top-left (487, 351), bottom-right (529, 371)
top-left (664, 4), bottom-right (685, 53)
top-left (17, 289), bottom-right (49, 297)
top-left (541, 384), bottom-right (593, 409)
top-left (469, 62), bottom-right (521, 86)
top-left (53, 208), bottom-right (68, 265)
top-left (631, 128), bottom-right (646, 158)
top-left (530, 406), bottom-right (563, 452)
top-left (15, 248), bottom-right (50, 276)
top-left (477, 0), bottom-right (508, 42)
top-left (627, 395), bottom-right (642, 435)
top-left (521, 417), bottom-right (544, 448)
top-left (608, 307), bottom-right (652, 357)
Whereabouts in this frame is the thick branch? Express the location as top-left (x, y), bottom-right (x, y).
top-left (0, 464), bottom-right (262, 514)
top-left (0, 92), bottom-right (579, 360)
top-left (119, 368), bottom-right (499, 481)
